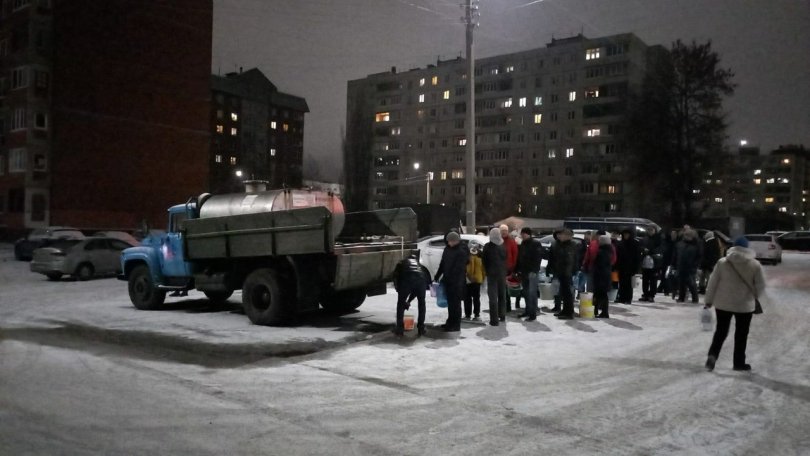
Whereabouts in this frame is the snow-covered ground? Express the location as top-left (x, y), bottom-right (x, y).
top-left (1, 244), bottom-right (809, 455)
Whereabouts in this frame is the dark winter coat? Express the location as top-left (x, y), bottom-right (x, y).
top-left (516, 237), bottom-right (542, 276)
top-left (663, 236), bottom-right (678, 268)
top-left (592, 244), bottom-right (614, 294)
top-left (575, 239), bottom-right (588, 273)
top-left (701, 237), bottom-right (721, 270)
top-left (550, 239), bottom-right (577, 278)
top-left (393, 256), bottom-right (429, 292)
top-left (617, 237), bottom-right (641, 274)
top-left (482, 242), bottom-right (507, 278)
top-left (676, 239), bottom-right (701, 274)
top-left (435, 243), bottom-right (469, 292)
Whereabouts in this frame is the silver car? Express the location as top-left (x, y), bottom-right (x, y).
top-left (30, 237), bottom-right (135, 281)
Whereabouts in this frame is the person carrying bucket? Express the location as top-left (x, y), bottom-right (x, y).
top-left (392, 253), bottom-right (430, 336)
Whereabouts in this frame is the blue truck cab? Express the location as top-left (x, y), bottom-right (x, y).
top-left (119, 201), bottom-right (197, 309)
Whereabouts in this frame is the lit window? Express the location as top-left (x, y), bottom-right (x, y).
top-left (419, 78), bottom-right (425, 87)
top-left (568, 91), bottom-right (576, 101)
top-left (534, 96), bottom-right (543, 106)
top-left (585, 88), bottom-right (600, 98)
top-left (440, 171), bottom-right (447, 180)
top-left (457, 138), bottom-right (467, 146)
top-left (779, 207), bottom-right (787, 213)
top-left (585, 48), bottom-right (600, 60)
top-left (753, 169), bottom-right (761, 175)
top-left (516, 97), bottom-right (526, 107)
top-left (782, 158), bottom-right (791, 164)
top-left (230, 127), bottom-right (237, 136)
top-left (375, 112), bottom-right (390, 122)
top-left (586, 128), bottom-right (601, 137)
top-left (216, 125), bottom-right (224, 134)
top-left (443, 90), bottom-right (450, 100)
top-left (766, 178), bottom-right (775, 184)
top-left (229, 157), bottom-right (237, 165)
top-left (547, 185), bottom-right (556, 196)
top-left (231, 112), bottom-right (238, 121)
top-left (753, 178), bottom-right (761, 185)
top-left (270, 148), bottom-right (276, 156)
top-left (764, 197), bottom-right (774, 203)
top-left (391, 127), bottom-right (401, 135)
top-left (501, 98), bottom-right (513, 108)
top-left (431, 76), bottom-right (438, 85)
top-left (451, 170), bottom-right (464, 179)
top-left (779, 178), bottom-right (790, 184)
top-left (418, 94), bottom-right (425, 103)
top-left (534, 114), bottom-right (542, 124)
top-left (215, 154), bottom-right (222, 163)
top-left (282, 123), bottom-right (289, 132)
top-left (531, 186), bottom-right (538, 196)
top-left (565, 147), bottom-right (574, 158)
top-left (548, 149), bottom-right (556, 159)
top-left (270, 121), bottom-right (277, 129)
top-left (693, 189), bottom-right (701, 194)
top-left (505, 65), bottom-right (515, 73)
top-left (715, 197), bottom-right (723, 203)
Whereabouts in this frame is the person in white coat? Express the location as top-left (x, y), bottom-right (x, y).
top-left (704, 237), bottom-right (766, 372)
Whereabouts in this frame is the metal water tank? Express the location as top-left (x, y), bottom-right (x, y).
top-left (198, 189), bottom-right (346, 235)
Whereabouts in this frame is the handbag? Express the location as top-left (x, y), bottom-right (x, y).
top-left (728, 262), bottom-right (763, 314)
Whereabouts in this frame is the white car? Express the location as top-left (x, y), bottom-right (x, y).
top-left (744, 234), bottom-right (782, 265)
top-left (417, 234), bottom-right (490, 278)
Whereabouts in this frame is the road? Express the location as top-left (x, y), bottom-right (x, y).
top-left (1, 246), bottom-right (809, 455)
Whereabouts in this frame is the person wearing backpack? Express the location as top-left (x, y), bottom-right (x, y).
top-left (704, 237), bottom-right (766, 372)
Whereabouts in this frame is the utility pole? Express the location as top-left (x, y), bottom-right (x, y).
top-left (463, 0), bottom-right (479, 232)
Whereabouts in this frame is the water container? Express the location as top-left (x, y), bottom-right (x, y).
top-left (579, 292), bottom-right (594, 318)
top-left (403, 313), bottom-right (415, 331)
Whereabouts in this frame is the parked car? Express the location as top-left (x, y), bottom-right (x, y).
top-left (30, 237), bottom-right (134, 281)
top-left (93, 231), bottom-right (139, 246)
top-left (14, 227), bottom-right (86, 261)
top-left (776, 231), bottom-right (810, 251)
top-left (765, 230), bottom-right (787, 238)
top-left (417, 234), bottom-right (490, 278)
top-left (744, 234), bottom-right (782, 265)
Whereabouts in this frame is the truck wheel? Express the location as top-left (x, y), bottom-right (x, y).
top-left (204, 290), bottom-right (234, 305)
top-left (321, 289), bottom-right (366, 314)
top-left (242, 269), bottom-right (289, 325)
top-left (75, 263), bottom-right (95, 281)
top-left (128, 265), bottom-right (166, 310)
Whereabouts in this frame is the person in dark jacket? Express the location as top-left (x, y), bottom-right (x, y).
top-left (545, 229), bottom-right (561, 312)
top-left (551, 228), bottom-right (578, 319)
top-left (593, 234), bottom-right (614, 318)
top-left (482, 227), bottom-right (508, 326)
top-left (699, 231), bottom-right (722, 294)
top-left (392, 253), bottom-right (430, 336)
top-left (676, 229), bottom-right (702, 303)
top-left (574, 231), bottom-right (592, 298)
top-left (434, 231), bottom-right (469, 332)
top-left (516, 227), bottom-right (542, 321)
top-left (616, 229), bottom-right (641, 304)
top-left (659, 229), bottom-right (679, 296)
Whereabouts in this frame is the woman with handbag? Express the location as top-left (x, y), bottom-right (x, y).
top-left (704, 237), bottom-right (766, 372)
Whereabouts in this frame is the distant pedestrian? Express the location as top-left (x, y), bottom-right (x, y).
top-left (551, 228), bottom-right (578, 320)
top-left (464, 242), bottom-right (485, 321)
top-left (500, 224), bottom-right (519, 310)
top-left (616, 229), bottom-right (640, 304)
top-left (515, 227), bottom-right (542, 321)
top-left (704, 237), bottom-right (765, 372)
top-left (699, 231), bottom-right (722, 294)
top-left (660, 229), bottom-right (680, 297)
top-left (392, 253), bottom-right (430, 336)
top-left (593, 234), bottom-right (614, 318)
top-left (434, 231), bottom-right (469, 332)
top-left (676, 229), bottom-right (702, 303)
top-left (546, 229), bottom-right (562, 313)
top-left (575, 231), bottom-right (592, 298)
top-left (639, 248), bottom-right (657, 302)
top-left (482, 228), bottom-right (508, 326)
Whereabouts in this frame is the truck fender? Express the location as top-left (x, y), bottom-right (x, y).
top-left (120, 246), bottom-right (164, 285)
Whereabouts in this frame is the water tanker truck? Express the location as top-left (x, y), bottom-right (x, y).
top-left (119, 188), bottom-right (417, 325)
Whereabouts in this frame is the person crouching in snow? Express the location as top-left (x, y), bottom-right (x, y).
top-left (464, 242), bottom-right (485, 321)
top-left (392, 253), bottom-right (430, 336)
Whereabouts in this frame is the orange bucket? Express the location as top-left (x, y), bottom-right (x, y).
top-left (403, 314), bottom-right (415, 331)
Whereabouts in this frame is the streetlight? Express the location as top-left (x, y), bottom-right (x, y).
top-left (413, 162), bottom-right (420, 170)
top-left (235, 169), bottom-right (243, 178)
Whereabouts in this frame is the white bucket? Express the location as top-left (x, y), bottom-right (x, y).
top-left (539, 282), bottom-right (555, 300)
top-left (579, 292), bottom-right (594, 318)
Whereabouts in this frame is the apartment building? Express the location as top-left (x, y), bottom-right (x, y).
top-left (344, 33), bottom-right (653, 221)
top-left (210, 68), bottom-right (308, 194)
top-left (0, 0), bottom-right (213, 235)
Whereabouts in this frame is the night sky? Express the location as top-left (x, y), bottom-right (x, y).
top-left (212, 0), bottom-right (810, 181)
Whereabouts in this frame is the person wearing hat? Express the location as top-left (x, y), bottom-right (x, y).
top-left (550, 228), bottom-right (578, 319)
top-left (434, 231), bottom-right (469, 332)
top-left (676, 229), bottom-right (702, 303)
top-left (704, 237), bottom-right (766, 372)
top-left (464, 241), bottom-right (485, 321)
top-left (699, 231), bottom-right (722, 294)
top-left (500, 224), bottom-right (519, 310)
top-left (515, 227), bottom-right (542, 321)
top-left (391, 252), bottom-right (430, 337)
top-left (616, 228), bottom-right (641, 304)
top-left (482, 227), bottom-right (508, 325)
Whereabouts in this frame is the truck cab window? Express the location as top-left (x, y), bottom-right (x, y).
top-left (170, 212), bottom-right (188, 233)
